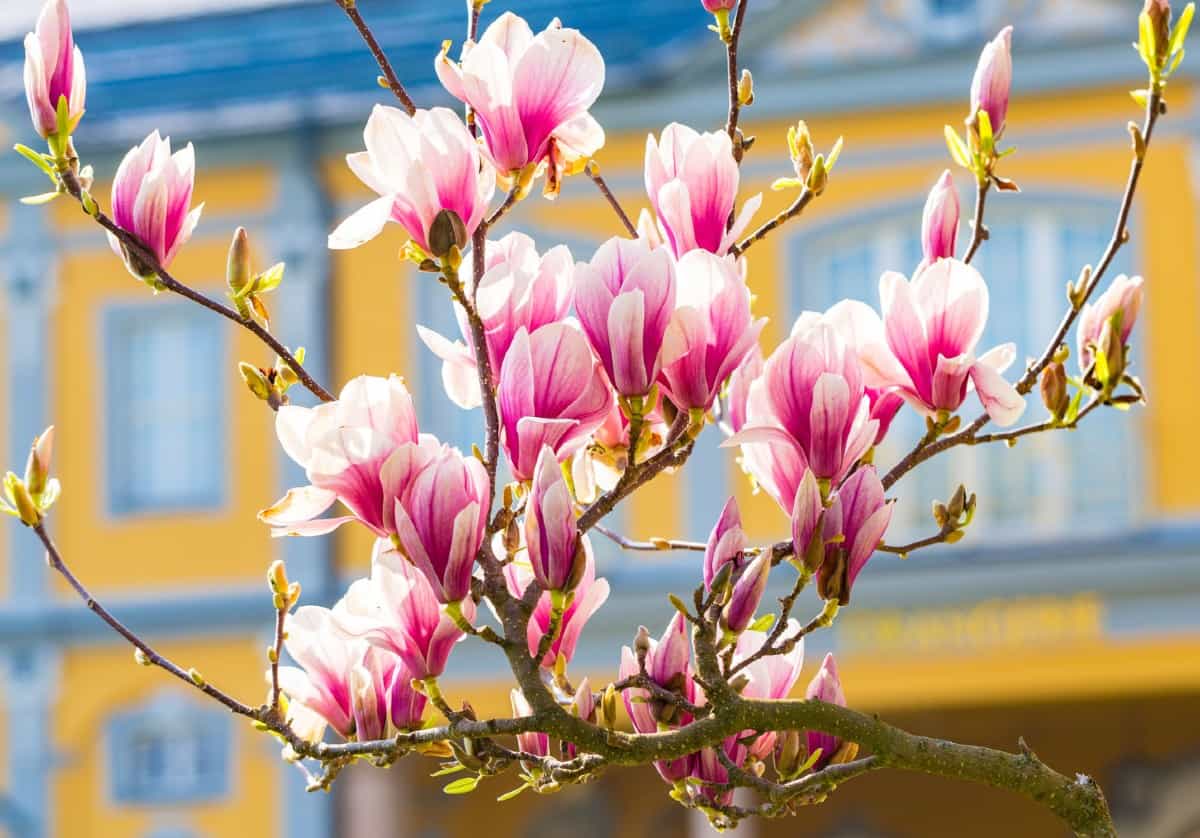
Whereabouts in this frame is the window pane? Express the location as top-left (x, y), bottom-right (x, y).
top-left (105, 304), bottom-right (226, 516)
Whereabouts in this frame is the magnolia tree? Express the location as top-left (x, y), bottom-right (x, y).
top-left (6, 0), bottom-right (1193, 834)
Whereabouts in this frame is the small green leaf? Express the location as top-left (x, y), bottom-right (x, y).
top-left (748, 613), bottom-right (776, 632)
top-left (1166, 47), bottom-right (1185, 76)
top-left (443, 776), bottom-right (481, 795)
top-left (1094, 346), bottom-right (1111, 386)
top-left (496, 784), bottom-right (530, 802)
top-left (430, 764), bottom-right (465, 778)
top-left (55, 94), bottom-right (71, 140)
top-left (252, 262), bottom-right (286, 294)
top-left (1064, 389), bottom-right (1085, 424)
top-left (771, 177), bottom-right (803, 192)
top-left (976, 109), bottom-right (994, 157)
top-left (1130, 88), bottom-right (1149, 107)
top-left (826, 136), bottom-right (844, 170)
top-left (20, 191), bottom-right (61, 206)
top-left (1138, 11), bottom-right (1157, 67)
top-left (13, 144), bottom-right (55, 176)
top-left (1169, 3), bottom-right (1195, 58)
top-left (944, 126), bottom-right (971, 168)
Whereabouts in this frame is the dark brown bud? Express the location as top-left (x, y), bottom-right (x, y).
top-left (1040, 362), bottom-right (1070, 422)
top-left (428, 209), bottom-right (468, 258)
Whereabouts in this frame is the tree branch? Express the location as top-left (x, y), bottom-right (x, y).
top-left (592, 523), bottom-right (706, 553)
top-left (56, 169), bottom-right (334, 403)
top-left (731, 188), bottom-right (813, 256)
top-left (334, 1), bottom-right (417, 115)
top-left (962, 178), bottom-right (991, 264)
top-left (585, 163), bottom-right (638, 237)
top-left (724, 0), bottom-right (751, 144)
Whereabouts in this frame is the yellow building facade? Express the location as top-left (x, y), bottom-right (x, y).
top-left (0, 1), bottom-right (1198, 836)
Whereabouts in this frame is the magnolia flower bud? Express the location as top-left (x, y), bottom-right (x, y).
top-left (969, 27), bottom-right (1014, 138)
top-left (1144, 0), bottom-right (1173, 66)
top-left (227, 227), bottom-right (251, 296)
top-left (24, 425), bottom-right (54, 499)
top-left (701, 0), bottom-right (736, 9)
top-left (23, 0), bottom-right (87, 141)
top-left (788, 121), bottom-right (815, 181)
top-left (428, 209), bottom-right (468, 259)
top-left (774, 729), bottom-right (805, 780)
top-left (1040, 362), bottom-right (1070, 422)
top-left (737, 69), bottom-right (754, 106)
top-left (634, 625), bottom-right (652, 669)
top-left (721, 553), bottom-right (770, 635)
top-left (921, 170), bottom-right (959, 265)
top-left (5, 472), bottom-right (41, 527)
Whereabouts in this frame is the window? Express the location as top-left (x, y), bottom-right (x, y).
top-left (786, 193), bottom-right (1141, 545)
top-left (918, 0), bottom-right (982, 45)
top-left (108, 693), bottom-right (230, 805)
top-left (103, 303), bottom-right (227, 516)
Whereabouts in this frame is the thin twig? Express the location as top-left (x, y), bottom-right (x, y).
top-left (731, 189), bottom-right (813, 256)
top-left (485, 187), bottom-right (523, 229)
top-left (724, 0), bottom-right (751, 143)
top-left (270, 604), bottom-right (287, 712)
top-left (586, 163), bottom-right (637, 237)
top-left (335, 1), bottom-right (417, 115)
top-left (592, 523), bottom-right (706, 553)
top-left (962, 179), bottom-right (991, 264)
top-left (878, 531), bottom-right (953, 556)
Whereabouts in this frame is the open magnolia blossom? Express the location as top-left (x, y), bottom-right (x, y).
top-left (11, 0), bottom-right (1179, 833)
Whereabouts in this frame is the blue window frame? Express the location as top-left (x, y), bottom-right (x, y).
top-left (108, 692), bottom-right (231, 806)
top-left (786, 193), bottom-right (1141, 544)
top-left (103, 302), bottom-right (227, 517)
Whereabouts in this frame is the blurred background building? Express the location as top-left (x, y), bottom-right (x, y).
top-left (0, 0), bottom-right (1197, 836)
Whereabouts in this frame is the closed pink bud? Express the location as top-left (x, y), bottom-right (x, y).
top-left (1077, 274), bottom-right (1144, 372)
top-left (329, 106), bottom-right (494, 255)
top-left (387, 658), bottom-right (428, 732)
top-left (498, 324), bottom-right (613, 481)
top-left (576, 237), bottom-right (677, 397)
top-left (279, 605), bottom-right (358, 739)
top-left (726, 314), bottom-right (875, 512)
top-left (722, 553), bottom-right (770, 634)
top-left (505, 542), bottom-right (610, 667)
top-left (970, 26), bottom-right (1013, 136)
top-left (877, 260), bottom-right (1025, 426)
top-left (23, 0), bottom-right (86, 139)
top-left (108, 131), bottom-right (203, 278)
top-left (660, 251), bottom-right (765, 411)
top-left (703, 497), bottom-right (746, 591)
top-left (816, 467), bottom-right (892, 606)
top-left (392, 445), bottom-right (490, 604)
top-left (921, 170), bottom-right (959, 266)
top-left (24, 425), bottom-right (55, 499)
top-left (525, 446), bottom-right (583, 593)
top-left (511, 689), bottom-right (551, 758)
top-left (418, 233), bottom-right (573, 409)
top-left (805, 653), bottom-right (847, 770)
top-left (335, 541), bottom-right (473, 680)
top-left (702, 0), bottom-right (736, 10)
top-left (645, 123), bottom-right (762, 257)
top-left (261, 375), bottom-right (425, 539)
top-left (791, 469), bottom-right (825, 571)
top-left (437, 13), bottom-right (605, 180)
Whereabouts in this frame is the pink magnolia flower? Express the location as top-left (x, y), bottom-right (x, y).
top-left (392, 444), bottom-right (490, 604)
top-left (526, 446), bottom-right (585, 593)
top-left (702, 0), bottom-right (737, 10)
top-left (418, 233), bottom-right (573, 409)
top-left (725, 346), bottom-right (764, 434)
top-left (823, 301), bottom-right (906, 445)
top-left (880, 260), bottom-right (1024, 424)
top-left (336, 541), bottom-right (473, 679)
top-left (703, 497), bottom-right (747, 591)
top-left (108, 131), bottom-right (203, 279)
top-left (497, 324), bottom-right (613, 481)
top-left (805, 652), bottom-right (848, 770)
top-left (921, 170), bottom-right (959, 268)
top-left (569, 396), bottom-right (670, 503)
top-left (970, 26), bottom-right (1014, 136)
top-left (504, 540), bottom-right (611, 667)
top-left (280, 598), bottom-right (426, 741)
top-left (619, 613), bottom-right (697, 783)
top-left (436, 12), bottom-right (605, 184)
top-left (565, 678), bottom-right (597, 759)
top-left (260, 375), bottom-right (428, 538)
top-left (328, 106), bottom-right (494, 255)
top-left (575, 237), bottom-right (677, 398)
top-left (23, 0), bottom-right (86, 139)
top-left (790, 469), bottom-right (828, 569)
top-left (690, 739), bottom-right (744, 807)
top-left (817, 467), bottom-right (893, 605)
top-left (735, 623), bottom-right (805, 761)
top-left (660, 251), bottom-right (765, 412)
top-left (645, 123), bottom-right (762, 257)
top-left (1077, 274), bottom-right (1144, 371)
top-left (510, 688), bottom-right (551, 758)
top-left (726, 315), bottom-right (877, 512)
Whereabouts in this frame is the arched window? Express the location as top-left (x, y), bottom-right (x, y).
top-left (784, 191), bottom-right (1142, 545)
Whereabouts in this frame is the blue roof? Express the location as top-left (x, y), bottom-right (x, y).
top-left (0, 0), bottom-right (715, 145)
